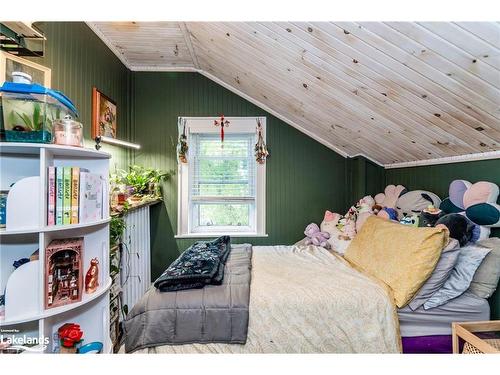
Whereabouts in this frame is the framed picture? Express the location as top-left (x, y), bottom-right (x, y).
top-left (92, 87), bottom-right (117, 139)
top-left (0, 50), bottom-right (51, 87)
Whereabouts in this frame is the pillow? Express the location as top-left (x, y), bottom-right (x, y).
top-left (423, 243), bottom-right (491, 309)
top-left (344, 216), bottom-right (449, 308)
top-left (408, 238), bottom-right (460, 311)
top-left (467, 237), bottom-right (500, 298)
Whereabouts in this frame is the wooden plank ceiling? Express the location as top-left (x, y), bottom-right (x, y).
top-left (89, 22), bottom-right (500, 165)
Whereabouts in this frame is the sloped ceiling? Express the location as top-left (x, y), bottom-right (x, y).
top-left (88, 22), bottom-right (500, 166)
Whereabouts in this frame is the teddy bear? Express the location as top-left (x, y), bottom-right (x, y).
top-left (439, 180), bottom-right (500, 242)
top-left (304, 223), bottom-right (330, 247)
top-left (395, 190), bottom-right (441, 220)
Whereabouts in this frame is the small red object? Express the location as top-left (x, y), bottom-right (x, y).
top-left (214, 115), bottom-right (230, 143)
top-left (58, 323), bottom-right (84, 348)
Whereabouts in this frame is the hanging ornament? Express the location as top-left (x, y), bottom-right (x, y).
top-left (177, 118), bottom-right (188, 163)
top-left (255, 118), bottom-right (269, 164)
top-left (214, 114), bottom-right (230, 146)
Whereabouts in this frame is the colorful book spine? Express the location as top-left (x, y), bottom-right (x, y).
top-left (63, 167), bottom-right (72, 225)
top-left (71, 167), bottom-right (80, 224)
top-left (47, 166), bottom-right (56, 226)
top-left (56, 167), bottom-right (64, 225)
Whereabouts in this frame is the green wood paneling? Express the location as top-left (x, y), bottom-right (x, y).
top-left (131, 72), bottom-right (348, 279)
top-left (386, 159), bottom-right (500, 319)
top-left (30, 22), bottom-right (131, 169)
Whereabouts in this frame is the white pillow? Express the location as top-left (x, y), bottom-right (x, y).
top-left (423, 244), bottom-right (491, 309)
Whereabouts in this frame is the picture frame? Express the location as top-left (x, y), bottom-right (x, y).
top-left (0, 50), bottom-right (51, 87)
top-left (92, 87), bottom-right (117, 139)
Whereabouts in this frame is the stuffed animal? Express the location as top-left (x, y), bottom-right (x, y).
top-left (435, 214), bottom-right (474, 246)
top-left (304, 223), bottom-right (330, 247)
top-left (320, 211), bottom-right (352, 255)
top-left (396, 190), bottom-right (441, 220)
top-left (375, 185), bottom-right (407, 209)
top-left (418, 205), bottom-right (444, 228)
top-left (400, 214), bottom-right (419, 226)
top-left (440, 180), bottom-right (500, 242)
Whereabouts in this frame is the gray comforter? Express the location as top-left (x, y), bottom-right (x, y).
top-left (124, 244), bottom-right (252, 353)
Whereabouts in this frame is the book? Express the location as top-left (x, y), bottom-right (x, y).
top-left (47, 166), bottom-right (56, 226)
top-left (71, 167), bottom-right (80, 224)
top-left (55, 167), bottom-right (64, 225)
top-left (63, 167), bottom-right (72, 225)
top-left (79, 171), bottom-right (104, 223)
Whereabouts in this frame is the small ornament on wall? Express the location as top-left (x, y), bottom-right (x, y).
top-left (255, 118), bottom-right (269, 164)
top-left (214, 114), bottom-right (230, 145)
top-left (85, 258), bottom-right (99, 294)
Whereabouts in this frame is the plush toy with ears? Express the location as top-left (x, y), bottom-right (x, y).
top-left (304, 223), bottom-right (330, 247)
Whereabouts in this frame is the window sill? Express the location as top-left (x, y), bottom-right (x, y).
top-left (175, 233), bottom-right (269, 239)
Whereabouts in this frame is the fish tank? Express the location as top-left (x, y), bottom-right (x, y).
top-left (0, 82), bottom-right (78, 144)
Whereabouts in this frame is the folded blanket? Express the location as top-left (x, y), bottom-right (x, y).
top-left (125, 244), bottom-right (252, 352)
top-left (153, 236), bottom-right (231, 292)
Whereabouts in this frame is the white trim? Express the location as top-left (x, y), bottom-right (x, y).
top-left (177, 117), bottom-right (267, 237)
top-left (384, 150), bottom-right (500, 169)
top-left (128, 65), bottom-right (199, 72)
top-left (351, 153), bottom-right (385, 167)
top-left (175, 233), bottom-right (269, 239)
top-left (86, 22), bottom-right (131, 69)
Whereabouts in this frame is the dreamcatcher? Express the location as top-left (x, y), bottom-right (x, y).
top-left (214, 114), bottom-right (230, 146)
top-left (177, 117), bottom-right (188, 163)
top-left (255, 118), bottom-right (269, 164)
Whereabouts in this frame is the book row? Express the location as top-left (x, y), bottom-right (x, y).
top-left (47, 166), bottom-right (105, 226)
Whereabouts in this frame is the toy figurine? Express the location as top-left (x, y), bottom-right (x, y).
top-left (85, 258), bottom-right (99, 294)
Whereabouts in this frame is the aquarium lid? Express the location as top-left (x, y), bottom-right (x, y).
top-left (0, 82), bottom-right (78, 117)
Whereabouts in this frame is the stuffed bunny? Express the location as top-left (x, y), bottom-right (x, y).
top-left (304, 223), bottom-right (330, 247)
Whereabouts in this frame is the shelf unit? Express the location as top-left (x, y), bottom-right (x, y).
top-left (0, 142), bottom-right (112, 354)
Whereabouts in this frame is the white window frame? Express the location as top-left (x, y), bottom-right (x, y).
top-left (176, 117), bottom-right (267, 238)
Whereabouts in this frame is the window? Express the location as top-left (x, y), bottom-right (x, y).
top-left (177, 117), bottom-right (266, 237)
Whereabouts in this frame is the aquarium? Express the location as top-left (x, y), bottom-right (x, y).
top-left (0, 82), bottom-right (78, 144)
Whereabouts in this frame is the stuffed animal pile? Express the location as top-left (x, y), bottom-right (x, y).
top-left (300, 179), bottom-right (500, 254)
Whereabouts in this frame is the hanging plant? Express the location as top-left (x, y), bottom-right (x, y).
top-left (255, 118), bottom-right (269, 164)
top-left (177, 118), bottom-right (188, 163)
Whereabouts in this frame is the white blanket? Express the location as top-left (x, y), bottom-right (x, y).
top-left (132, 245), bottom-right (401, 353)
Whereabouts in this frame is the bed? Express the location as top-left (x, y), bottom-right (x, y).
top-left (125, 245), bottom-right (401, 353)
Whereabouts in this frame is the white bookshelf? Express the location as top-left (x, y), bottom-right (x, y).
top-left (0, 142), bottom-right (112, 354)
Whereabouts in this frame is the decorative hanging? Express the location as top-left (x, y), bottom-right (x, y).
top-left (214, 114), bottom-right (230, 145)
top-left (255, 118), bottom-right (269, 164)
top-left (177, 118), bottom-right (188, 163)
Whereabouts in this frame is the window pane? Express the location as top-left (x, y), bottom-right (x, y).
top-left (196, 203), bottom-right (250, 227)
top-left (197, 158), bottom-right (252, 196)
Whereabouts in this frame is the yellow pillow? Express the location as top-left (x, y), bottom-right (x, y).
top-left (345, 216), bottom-right (449, 308)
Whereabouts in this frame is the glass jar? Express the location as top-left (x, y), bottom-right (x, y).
top-left (52, 115), bottom-right (84, 147)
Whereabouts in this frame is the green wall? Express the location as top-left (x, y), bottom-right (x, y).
top-left (131, 72), bottom-right (349, 279)
top-left (385, 159), bottom-right (500, 319)
top-left (32, 22), bottom-right (131, 169)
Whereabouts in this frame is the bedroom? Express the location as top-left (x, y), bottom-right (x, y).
top-left (1, 0), bottom-right (499, 372)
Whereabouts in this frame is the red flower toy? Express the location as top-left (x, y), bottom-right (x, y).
top-left (58, 323), bottom-right (84, 348)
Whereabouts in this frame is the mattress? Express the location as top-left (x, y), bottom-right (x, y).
top-left (128, 245), bottom-right (400, 353)
top-left (398, 292), bottom-right (490, 337)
